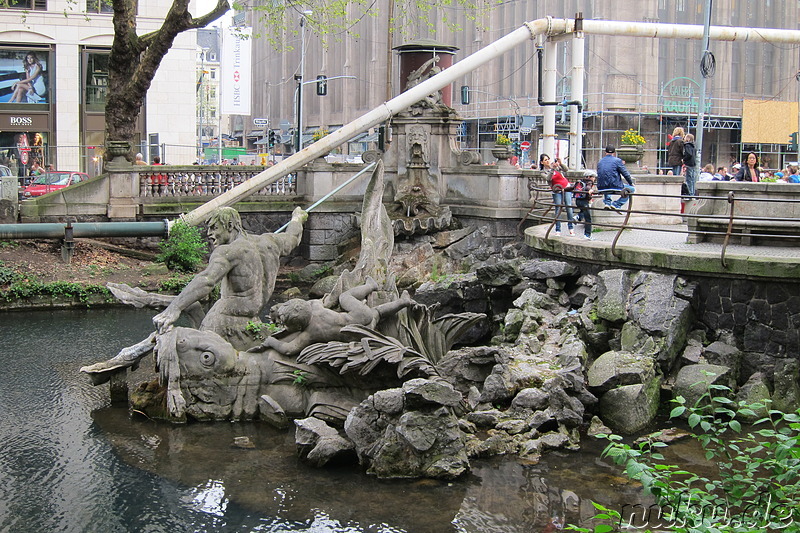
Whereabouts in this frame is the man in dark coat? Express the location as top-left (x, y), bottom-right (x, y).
top-left (596, 145), bottom-right (635, 212)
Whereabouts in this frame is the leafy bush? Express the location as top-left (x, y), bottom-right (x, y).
top-left (157, 221), bottom-right (207, 272)
top-left (157, 273), bottom-right (195, 294)
top-left (2, 279), bottom-right (111, 304)
top-left (0, 260), bottom-right (24, 286)
top-left (582, 384), bottom-right (800, 532)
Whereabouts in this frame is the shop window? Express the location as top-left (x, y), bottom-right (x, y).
top-left (86, 0), bottom-right (113, 13)
top-left (0, 49), bottom-right (50, 105)
top-left (2, 0), bottom-right (47, 9)
top-left (85, 52), bottom-right (110, 111)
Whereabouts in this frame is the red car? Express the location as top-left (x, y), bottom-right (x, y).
top-left (21, 171), bottom-right (89, 198)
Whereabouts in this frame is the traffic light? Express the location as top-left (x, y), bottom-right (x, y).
top-left (378, 125), bottom-right (386, 151)
top-left (268, 131), bottom-right (277, 148)
top-left (316, 75), bottom-right (327, 96)
top-left (790, 131), bottom-right (798, 152)
top-left (512, 141), bottom-right (521, 157)
top-left (460, 85), bottom-right (470, 105)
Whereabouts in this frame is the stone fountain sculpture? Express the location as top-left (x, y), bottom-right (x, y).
top-left (81, 161), bottom-right (484, 478)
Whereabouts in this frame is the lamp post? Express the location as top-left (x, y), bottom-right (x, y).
top-left (198, 47), bottom-right (210, 163)
top-left (295, 10), bottom-right (312, 153)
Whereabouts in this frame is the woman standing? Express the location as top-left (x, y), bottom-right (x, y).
top-left (9, 52), bottom-right (46, 103)
top-left (541, 154), bottom-right (575, 236)
top-left (667, 127), bottom-right (685, 177)
top-left (734, 152), bottom-right (761, 182)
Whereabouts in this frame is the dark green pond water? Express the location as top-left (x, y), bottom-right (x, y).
top-left (0, 308), bottom-right (654, 532)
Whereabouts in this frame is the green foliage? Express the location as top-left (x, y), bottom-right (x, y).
top-left (157, 273), bottom-right (195, 294)
top-left (0, 260), bottom-right (24, 286)
top-left (243, 0), bottom-right (490, 50)
top-left (244, 320), bottom-right (280, 340)
top-left (1, 279), bottom-right (112, 305)
top-left (292, 370), bottom-right (309, 387)
top-left (157, 221), bottom-right (207, 273)
top-left (565, 502), bottom-right (624, 533)
top-left (590, 384), bottom-right (800, 532)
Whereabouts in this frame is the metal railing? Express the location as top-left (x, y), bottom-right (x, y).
top-left (523, 185), bottom-right (800, 268)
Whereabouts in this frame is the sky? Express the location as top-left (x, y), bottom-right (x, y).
top-left (195, 0), bottom-right (231, 27)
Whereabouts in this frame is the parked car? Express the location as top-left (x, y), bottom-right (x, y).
top-left (0, 165), bottom-right (11, 177)
top-left (21, 171), bottom-right (89, 198)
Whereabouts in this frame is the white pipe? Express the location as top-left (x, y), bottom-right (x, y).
top-left (182, 17), bottom-right (800, 227)
top-left (569, 29), bottom-right (585, 170)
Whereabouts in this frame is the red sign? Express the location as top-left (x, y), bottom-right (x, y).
top-left (520, 141), bottom-right (531, 151)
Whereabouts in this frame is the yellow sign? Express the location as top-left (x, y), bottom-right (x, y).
top-left (742, 100), bottom-right (799, 144)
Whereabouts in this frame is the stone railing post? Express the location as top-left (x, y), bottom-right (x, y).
top-left (105, 141), bottom-right (139, 220)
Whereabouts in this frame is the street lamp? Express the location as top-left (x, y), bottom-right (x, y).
top-left (295, 10), bottom-right (312, 153)
top-left (198, 47), bottom-right (210, 163)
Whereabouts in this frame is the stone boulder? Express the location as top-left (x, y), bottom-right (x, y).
top-left (772, 359), bottom-right (800, 414)
top-left (345, 379), bottom-right (469, 479)
top-left (599, 376), bottom-right (662, 434)
top-left (587, 351), bottom-right (656, 394)
top-left (295, 417), bottom-right (355, 467)
top-left (672, 364), bottom-right (735, 410)
top-left (518, 259), bottom-right (579, 280)
top-left (703, 341), bottom-right (742, 382)
top-left (735, 372), bottom-right (771, 422)
top-left (595, 269), bottom-right (632, 323)
top-left (626, 272), bottom-right (695, 371)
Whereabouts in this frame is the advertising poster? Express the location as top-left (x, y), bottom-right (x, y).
top-left (0, 49), bottom-right (49, 104)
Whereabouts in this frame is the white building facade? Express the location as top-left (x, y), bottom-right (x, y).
top-left (0, 0), bottom-right (199, 178)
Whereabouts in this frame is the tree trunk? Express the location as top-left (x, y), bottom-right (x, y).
top-left (105, 0), bottom-right (230, 159)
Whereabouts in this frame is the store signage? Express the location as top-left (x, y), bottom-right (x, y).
top-left (661, 77), bottom-right (712, 114)
top-left (2, 113), bottom-right (48, 130)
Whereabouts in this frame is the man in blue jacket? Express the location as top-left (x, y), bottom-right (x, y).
top-left (596, 145), bottom-right (635, 212)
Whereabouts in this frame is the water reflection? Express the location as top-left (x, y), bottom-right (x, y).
top-left (1, 308), bottom-right (651, 532)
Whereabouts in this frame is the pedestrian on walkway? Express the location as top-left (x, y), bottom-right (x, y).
top-left (667, 127), bottom-right (685, 177)
top-left (734, 152), bottom-right (761, 182)
top-left (573, 171), bottom-right (596, 239)
top-left (682, 133), bottom-right (698, 196)
top-left (596, 145), bottom-right (635, 213)
top-left (542, 154), bottom-right (575, 236)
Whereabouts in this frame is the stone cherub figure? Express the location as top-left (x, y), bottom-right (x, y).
top-left (250, 276), bottom-right (415, 358)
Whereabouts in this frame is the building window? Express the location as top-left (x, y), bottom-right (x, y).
top-left (2, 0), bottom-right (47, 9)
top-left (210, 69), bottom-right (216, 80)
top-left (86, 0), bottom-right (113, 13)
top-left (85, 51), bottom-right (110, 111)
top-left (0, 48), bottom-right (50, 105)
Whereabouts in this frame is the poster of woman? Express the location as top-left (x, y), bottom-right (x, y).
top-left (0, 50), bottom-right (48, 104)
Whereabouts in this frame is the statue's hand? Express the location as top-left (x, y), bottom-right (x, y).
top-left (292, 207), bottom-right (308, 224)
top-left (153, 307), bottom-right (180, 334)
top-left (247, 336), bottom-right (278, 353)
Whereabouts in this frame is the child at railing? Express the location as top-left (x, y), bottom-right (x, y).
top-left (572, 172), bottom-right (596, 240)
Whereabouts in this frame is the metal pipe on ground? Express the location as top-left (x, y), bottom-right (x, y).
top-left (0, 220), bottom-right (170, 264)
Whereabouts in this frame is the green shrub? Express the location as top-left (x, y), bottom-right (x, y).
top-left (0, 260), bottom-right (24, 286)
top-left (2, 279), bottom-right (111, 304)
top-left (581, 383), bottom-right (800, 532)
top-left (157, 273), bottom-right (195, 294)
top-left (157, 221), bottom-right (207, 272)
